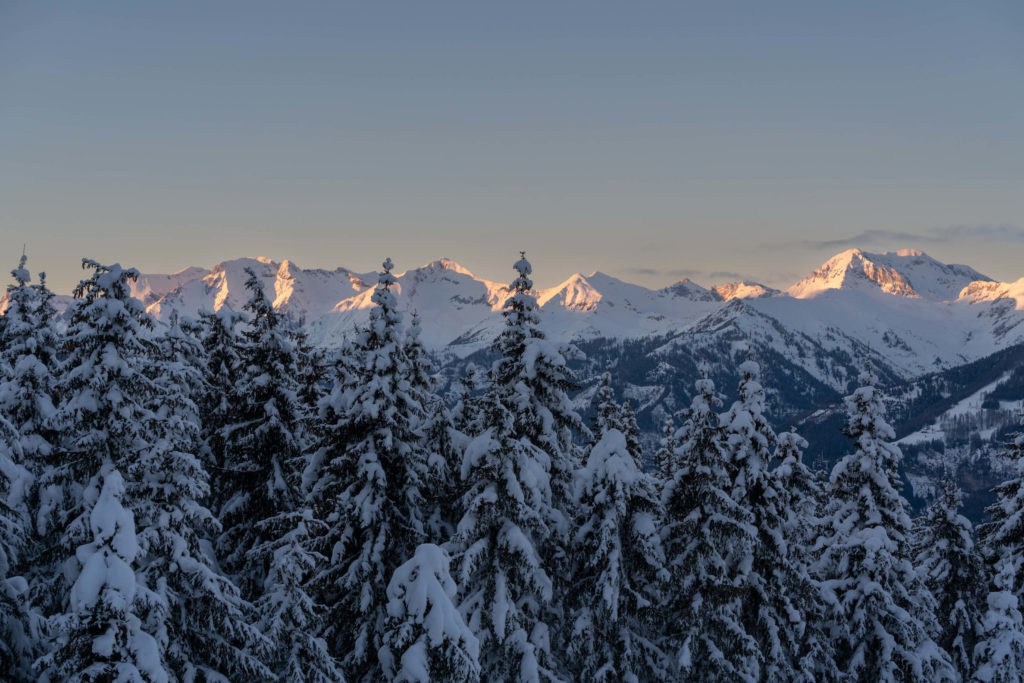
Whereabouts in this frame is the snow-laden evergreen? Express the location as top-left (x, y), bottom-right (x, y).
top-left (217, 267), bottom-right (306, 599)
top-left (0, 256), bottom-right (59, 481)
top-left (653, 414), bottom-right (678, 484)
top-left (591, 366), bottom-right (643, 468)
top-left (772, 430), bottom-right (820, 551)
top-left (976, 421), bottom-right (1024, 681)
top-left (0, 256), bottom-right (53, 677)
top-left (254, 508), bottom-right (344, 682)
top-left (37, 469), bottom-right (167, 683)
top-left (452, 253), bottom-right (574, 681)
top-left (770, 428), bottom-right (834, 680)
top-left (569, 427), bottom-right (667, 681)
top-left (0, 439), bottom-right (34, 679)
top-left (197, 307), bottom-right (245, 487)
top-left (660, 366), bottom-right (759, 681)
top-left (405, 312), bottom-right (462, 540)
top-left (38, 261), bottom-right (158, 623)
top-left (380, 544), bottom-right (480, 683)
top-left (813, 369), bottom-right (953, 682)
top-left (136, 315), bottom-right (273, 680)
top-left (912, 475), bottom-right (985, 680)
top-left (305, 259), bottom-right (435, 681)
top-left (721, 357), bottom-right (827, 681)
top-left (974, 564), bottom-right (1024, 682)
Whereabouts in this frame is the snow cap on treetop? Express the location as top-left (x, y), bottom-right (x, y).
top-left (11, 252), bottom-right (29, 285)
top-left (514, 251), bottom-right (532, 277)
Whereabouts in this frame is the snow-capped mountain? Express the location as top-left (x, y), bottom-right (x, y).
top-left (786, 248), bottom-right (991, 300)
top-left (123, 248), bottom-right (1024, 390)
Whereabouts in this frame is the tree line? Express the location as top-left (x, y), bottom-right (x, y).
top-left (1, 252), bottom-right (1024, 682)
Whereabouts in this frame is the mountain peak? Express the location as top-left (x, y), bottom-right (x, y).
top-left (713, 281), bottom-right (780, 301)
top-left (788, 247), bottom-right (991, 301)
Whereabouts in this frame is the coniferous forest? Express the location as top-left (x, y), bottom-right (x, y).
top-left (5, 252), bottom-right (1024, 683)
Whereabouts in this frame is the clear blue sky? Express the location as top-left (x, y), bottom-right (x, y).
top-left (2, 0), bottom-right (1022, 293)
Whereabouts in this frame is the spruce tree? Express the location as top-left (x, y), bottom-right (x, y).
top-left (912, 475), bottom-right (985, 680)
top-left (653, 413), bottom-right (677, 483)
top-left (976, 421), bottom-right (1024, 681)
top-left (254, 509), bottom-right (344, 683)
top-left (771, 429), bottom-right (833, 680)
top-left (0, 256), bottom-right (55, 677)
top-left (452, 253), bottom-right (575, 681)
top-left (974, 565), bottom-right (1024, 682)
top-left (380, 544), bottom-right (480, 683)
top-left (37, 469), bottom-right (167, 683)
top-left (406, 311), bottom-right (461, 539)
top-left (135, 315), bottom-right (273, 680)
top-left (196, 307), bottom-right (245, 493)
top-left (0, 440), bottom-right (34, 680)
top-left (0, 256), bottom-right (59, 481)
top-left (306, 258), bottom-right (433, 680)
top-left (660, 367), bottom-right (758, 681)
top-left (813, 369), bottom-right (953, 682)
top-left (38, 261), bottom-right (157, 621)
top-left (722, 357), bottom-right (825, 681)
top-left (569, 427), bottom-right (667, 681)
top-left (217, 267), bottom-right (306, 599)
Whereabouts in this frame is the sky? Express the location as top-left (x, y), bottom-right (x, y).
top-left (1, 0), bottom-right (1022, 294)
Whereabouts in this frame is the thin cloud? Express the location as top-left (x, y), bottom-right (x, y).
top-left (625, 266), bottom-right (704, 279)
top-left (708, 270), bottom-right (744, 280)
top-left (766, 224), bottom-right (1024, 251)
top-left (796, 229), bottom-right (925, 250)
top-left (668, 268), bottom-right (704, 279)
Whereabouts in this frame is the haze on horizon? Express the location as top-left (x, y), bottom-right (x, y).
top-left (1, 0), bottom-right (1022, 295)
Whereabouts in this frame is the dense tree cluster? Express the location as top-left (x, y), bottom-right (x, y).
top-left (1, 252), bottom-right (1022, 681)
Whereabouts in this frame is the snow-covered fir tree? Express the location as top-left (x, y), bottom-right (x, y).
top-left (0, 256), bottom-right (59, 481)
top-left (721, 357), bottom-right (826, 681)
top-left (196, 307), bottom-right (245, 490)
top-left (305, 258), bottom-right (434, 681)
top-left (653, 414), bottom-right (678, 484)
top-left (772, 430), bottom-right (820, 550)
top-left (592, 364), bottom-right (620, 438)
top-left (450, 362), bottom-right (483, 438)
top-left (380, 544), bottom-right (480, 683)
top-left (37, 261), bottom-right (157, 623)
top-left (253, 508), bottom-right (344, 683)
top-left (974, 564), bottom-right (1024, 682)
top-left (590, 365), bottom-right (643, 467)
top-left (135, 315), bottom-right (273, 680)
top-left (976, 420), bottom-right (1024, 681)
top-left (569, 426), bottom-right (667, 682)
top-left (659, 366), bottom-right (759, 681)
top-left (813, 369), bottom-right (953, 682)
top-left (405, 311), bottom-right (462, 539)
top-left (452, 253), bottom-right (577, 681)
top-left (912, 475), bottom-right (985, 680)
top-left (37, 469), bottom-right (167, 683)
top-left (0, 439), bottom-right (34, 680)
top-left (770, 428), bottom-right (833, 680)
top-left (0, 256), bottom-right (55, 676)
top-left (216, 267), bottom-right (306, 599)
top-left (618, 400), bottom-right (642, 467)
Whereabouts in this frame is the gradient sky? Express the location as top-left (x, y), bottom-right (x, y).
top-left (2, 0), bottom-right (1023, 294)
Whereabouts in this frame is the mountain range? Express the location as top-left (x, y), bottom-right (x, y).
top-left (124, 247), bottom-right (1024, 385)
top-left (10, 247), bottom-right (1024, 518)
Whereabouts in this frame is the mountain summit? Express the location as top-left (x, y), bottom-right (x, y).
top-left (787, 248), bottom-right (991, 300)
